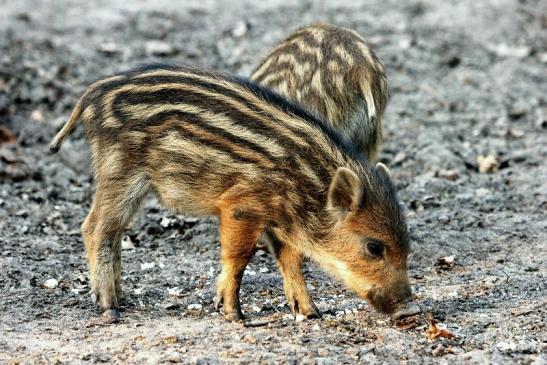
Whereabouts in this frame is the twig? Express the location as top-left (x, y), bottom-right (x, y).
top-left (500, 269), bottom-right (510, 284)
top-left (243, 317), bottom-right (282, 328)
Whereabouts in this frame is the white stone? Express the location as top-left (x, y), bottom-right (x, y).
top-left (141, 262), bottom-right (155, 270)
top-left (43, 278), bottom-right (58, 289)
top-left (168, 287), bottom-right (182, 296)
top-left (312, 323), bottom-right (321, 331)
top-left (496, 341), bottom-right (517, 352)
top-left (160, 217), bottom-right (171, 228)
top-left (295, 314), bottom-right (306, 322)
top-left (145, 41), bottom-right (176, 56)
top-left (232, 21), bottom-right (248, 38)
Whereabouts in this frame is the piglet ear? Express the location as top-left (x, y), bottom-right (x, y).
top-left (375, 162), bottom-right (391, 180)
top-left (327, 167), bottom-right (363, 220)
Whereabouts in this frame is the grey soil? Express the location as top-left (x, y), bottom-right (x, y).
top-left (0, 0), bottom-right (546, 364)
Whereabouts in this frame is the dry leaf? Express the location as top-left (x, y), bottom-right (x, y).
top-left (427, 315), bottom-right (454, 340)
top-left (395, 315), bottom-right (419, 330)
top-left (162, 335), bottom-right (178, 345)
top-left (477, 155), bottom-right (498, 173)
top-left (0, 126), bottom-right (16, 145)
top-left (0, 147), bottom-right (17, 163)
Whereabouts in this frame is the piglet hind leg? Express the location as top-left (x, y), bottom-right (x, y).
top-left (275, 242), bottom-right (320, 319)
top-left (82, 177), bottom-right (149, 324)
top-left (82, 200), bottom-right (123, 323)
top-left (214, 209), bottom-right (263, 322)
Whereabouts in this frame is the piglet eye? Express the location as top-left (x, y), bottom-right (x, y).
top-left (366, 241), bottom-right (384, 258)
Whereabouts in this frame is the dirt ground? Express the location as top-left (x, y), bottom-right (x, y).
top-left (1, 0), bottom-right (546, 363)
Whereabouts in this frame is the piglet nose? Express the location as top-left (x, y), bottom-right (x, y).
top-left (391, 301), bottom-right (421, 320)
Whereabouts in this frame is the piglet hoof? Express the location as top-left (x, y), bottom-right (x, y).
top-left (224, 311), bottom-right (244, 322)
top-left (88, 309), bottom-right (121, 326)
top-left (101, 309), bottom-right (121, 324)
top-left (306, 302), bottom-right (322, 319)
top-left (294, 309), bottom-right (321, 321)
top-left (289, 301), bottom-right (321, 320)
top-left (391, 302), bottom-right (421, 320)
top-left (304, 308), bottom-right (322, 320)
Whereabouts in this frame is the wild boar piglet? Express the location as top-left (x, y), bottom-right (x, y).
top-left (50, 64), bottom-right (418, 323)
top-left (252, 22), bottom-right (388, 162)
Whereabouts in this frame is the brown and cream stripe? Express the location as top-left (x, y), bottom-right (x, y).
top-left (251, 22), bottom-right (389, 162)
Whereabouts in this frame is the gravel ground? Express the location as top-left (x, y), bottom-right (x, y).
top-left (0, 0), bottom-right (546, 364)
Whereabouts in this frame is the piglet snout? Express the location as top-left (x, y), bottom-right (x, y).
top-left (391, 301), bottom-right (421, 320)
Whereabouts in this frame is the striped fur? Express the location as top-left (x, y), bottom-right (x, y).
top-left (50, 64), bottom-right (411, 323)
top-left (251, 23), bottom-right (388, 162)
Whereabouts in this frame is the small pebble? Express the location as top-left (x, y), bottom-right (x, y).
top-left (168, 287), bottom-right (182, 296)
top-left (431, 344), bottom-right (445, 357)
top-left (232, 21), bottom-right (248, 38)
top-left (496, 341), bottom-right (517, 352)
top-left (164, 350), bottom-right (182, 363)
top-left (145, 41), bottom-right (176, 56)
top-left (160, 217), bottom-right (171, 228)
top-left (30, 109), bottom-right (44, 123)
top-left (490, 43), bottom-right (530, 58)
top-left (393, 151), bottom-right (406, 164)
top-left (140, 262), bottom-right (155, 270)
top-left (508, 128), bottom-right (525, 138)
top-left (437, 169), bottom-right (459, 181)
top-left (318, 348), bottom-right (329, 357)
top-left (295, 314), bottom-right (306, 322)
top-left (96, 353), bottom-right (111, 363)
top-left (312, 323), bottom-right (320, 331)
top-left (43, 278), bottom-right (58, 289)
top-left (475, 188), bottom-right (490, 197)
top-left (97, 42), bottom-right (120, 54)
top-left (346, 346), bottom-right (360, 357)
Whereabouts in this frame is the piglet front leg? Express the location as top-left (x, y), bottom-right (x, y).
top-left (214, 207), bottom-right (263, 322)
top-left (276, 243), bottom-right (320, 319)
